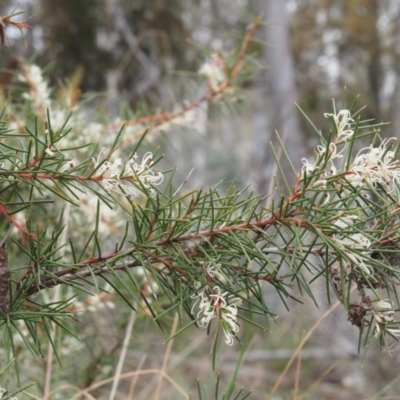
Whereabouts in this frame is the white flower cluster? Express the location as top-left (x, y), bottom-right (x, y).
top-left (370, 299), bottom-right (400, 339)
top-left (198, 54), bottom-right (226, 92)
top-left (17, 64), bottom-right (78, 136)
top-left (18, 64), bottom-right (51, 109)
top-left (191, 263), bottom-right (239, 346)
top-left (332, 216), bottom-right (373, 275)
top-left (324, 109), bottom-right (355, 141)
top-left (301, 109), bottom-right (353, 180)
top-left (92, 149), bottom-right (163, 197)
top-left (302, 109), bottom-right (400, 195)
top-left (347, 140), bottom-right (400, 193)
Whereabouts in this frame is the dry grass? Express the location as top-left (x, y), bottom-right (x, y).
top-left (19, 291), bottom-right (394, 400)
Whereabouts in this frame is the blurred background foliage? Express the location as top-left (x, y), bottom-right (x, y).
top-left (2, 1), bottom-right (398, 121)
top-left (3, 0), bottom-right (400, 191)
top-left (2, 1), bottom-right (400, 399)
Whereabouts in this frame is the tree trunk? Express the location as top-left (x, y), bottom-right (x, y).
top-left (251, 0), bottom-right (303, 195)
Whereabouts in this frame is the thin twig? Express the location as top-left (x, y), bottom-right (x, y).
top-left (69, 369), bottom-right (189, 400)
top-left (297, 362), bottom-right (338, 400)
top-left (268, 286), bottom-right (356, 399)
top-left (127, 354), bottom-right (147, 400)
top-left (109, 309), bottom-right (137, 400)
top-left (154, 313), bottom-right (179, 400)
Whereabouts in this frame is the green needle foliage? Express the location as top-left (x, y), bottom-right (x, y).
top-left (1, 78), bottom-right (400, 366)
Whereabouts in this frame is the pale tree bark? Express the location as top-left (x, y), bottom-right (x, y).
top-left (249, 0), bottom-right (303, 316)
top-left (368, 0), bottom-right (381, 116)
top-left (387, 4), bottom-right (400, 137)
top-left (251, 0), bottom-right (303, 195)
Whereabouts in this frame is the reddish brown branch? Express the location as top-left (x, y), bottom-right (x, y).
top-left (7, 171), bottom-right (145, 186)
top-left (140, 247), bottom-right (191, 279)
top-left (105, 17), bottom-right (261, 139)
top-left (18, 215), bottom-right (283, 298)
top-left (15, 249), bottom-right (126, 296)
top-left (0, 202), bottom-right (36, 239)
top-left (229, 16), bottom-right (262, 79)
top-left (12, 172), bottom-right (89, 181)
top-left (17, 207), bottom-right (337, 300)
top-left (145, 211), bottom-right (159, 241)
top-left (0, 14), bottom-right (31, 46)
